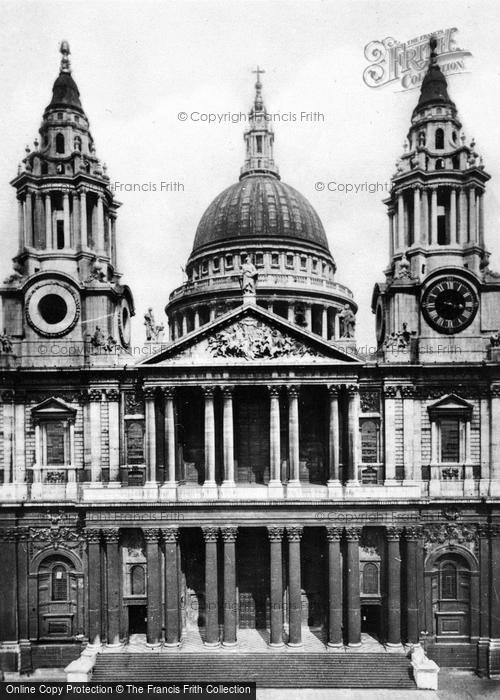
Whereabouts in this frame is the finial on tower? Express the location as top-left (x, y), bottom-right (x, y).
top-left (252, 65), bottom-right (265, 110)
top-left (59, 41), bottom-right (71, 73)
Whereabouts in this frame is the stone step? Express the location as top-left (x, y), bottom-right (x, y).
top-left (92, 653), bottom-right (416, 688)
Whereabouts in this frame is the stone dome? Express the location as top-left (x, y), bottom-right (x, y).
top-left (191, 173), bottom-right (330, 254)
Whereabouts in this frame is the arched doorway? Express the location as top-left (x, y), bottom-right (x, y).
top-left (430, 552), bottom-right (471, 642)
top-left (36, 553), bottom-right (82, 640)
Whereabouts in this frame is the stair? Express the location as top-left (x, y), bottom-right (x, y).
top-left (92, 652), bottom-right (416, 688)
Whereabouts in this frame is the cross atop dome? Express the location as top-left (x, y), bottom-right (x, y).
top-left (240, 67), bottom-right (279, 179)
top-left (252, 65), bottom-right (265, 110)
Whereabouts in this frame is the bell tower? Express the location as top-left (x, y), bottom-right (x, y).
top-left (372, 37), bottom-right (500, 363)
top-left (1, 42), bottom-right (134, 366)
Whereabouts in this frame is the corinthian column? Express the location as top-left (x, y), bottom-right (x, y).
top-left (144, 388), bottom-right (157, 485)
top-left (203, 387), bottom-right (216, 487)
top-left (268, 527), bottom-right (284, 647)
top-left (287, 526), bottom-right (303, 647)
top-left (413, 186), bottom-right (420, 244)
top-left (287, 386), bottom-right (301, 494)
top-left (327, 386), bottom-right (340, 487)
top-left (346, 385), bottom-right (360, 485)
top-left (222, 386), bottom-right (235, 486)
top-left (268, 386), bottom-right (282, 492)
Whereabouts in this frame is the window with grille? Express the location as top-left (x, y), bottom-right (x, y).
top-left (130, 565), bottom-right (146, 595)
top-left (440, 563), bottom-right (457, 599)
top-left (46, 421), bottom-right (66, 465)
top-left (51, 565), bottom-right (68, 601)
top-left (362, 563), bottom-right (379, 595)
top-left (441, 418), bottom-right (460, 462)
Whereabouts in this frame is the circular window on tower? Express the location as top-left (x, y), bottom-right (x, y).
top-left (118, 300), bottom-right (132, 348)
top-left (38, 294), bottom-right (68, 324)
top-left (25, 281), bottom-right (80, 337)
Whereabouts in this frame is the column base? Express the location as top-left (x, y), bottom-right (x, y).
top-left (489, 480), bottom-right (500, 497)
top-left (159, 483), bottom-right (177, 499)
top-left (326, 480), bottom-right (343, 498)
top-left (269, 641), bottom-right (285, 649)
top-left (287, 642), bottom-right (304, 650)
top-left (203, 641), bottom-right (221, 649)
top-left (326, 642), bottom-right (344, 651)
top-left (429, 478), bottom-right (441, 497)
top-left (220, 482), bottom-right (237, 498)
top-left (222, 641), bottom-right (238, 648)
top-left (202, 481), bottom-right (218, 499)
top-left (347, 642), bottom-right (362, 649)
top-left (385, 641), bottom-right (402, 649)
top-left (268, 480), bottom-right (284, 498)
top-left (146, 641), bottom-right (162, 649)
top-left (163, 641), bottom-right (181, 649)
top-left (286, 480), bottom-right (302, 498)
top-left (104, 642), bottom-right (123, 650)
top-left (83, 642), bottom-right (102, 655)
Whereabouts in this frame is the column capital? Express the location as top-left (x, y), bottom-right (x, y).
top-left (490, 386), bottom-right (500, 399)
top-left (345, 384), bottom-right (359, 396)
top-left (202, 386), bottom-right (215, 398)
top-left (221, 385), bottom-right (234, 398)
top-left (286, 526), bottom-right (303, 542)
top-left (326, 526), bottom-right (343, 542)
top-left (143, 387), bottom-right (157, 401)
top-left (287, 385), bottom-right (300, 398)
top-left (327, 384), bottom-right (341, 398)
top-left (202, 526), bottom-right (219, 542)
top-left (143, 528), bottom-right (160, 543)
top-left (161, 527), bottom-right (179, 543)
top-left (16, 526), bottom-right (30, 542)
top-left (400, 384), bottom-right (416, 399)
top-left (0, 527), bottom-right (18, 542)
top-left (345, 526), bottom-right (362, 541)
top-left (162, 386), bottom-right (175, 399)
top-left (1, 390), bottom-right (15, 403)
top-left (85, 529), bottom-right (101, 544)
top-left (383, 385), bottom-right (399, 399)
top-left (489, 523), bottom-right (500, 538)
top-left (386, 526), bottom-right (403, 541)
top-left (88, 389), bottom-right (103, 402)
top-left (405, 525), bottom-right (422, 541)
top-left (106, 388), bottom-right (120, 402)
top-left (221, 526), bottom-right (238, 543)
top-left (267, 385), bottom-right (282, 397)
top-left (477, 524), bottom-right (490, 539)
top-left (429, 184), bottom-right (438, 192)
top-left (101, 528), bottom-right (120, 543)
top-left (267, 526), bottom-right (284, 542)
top-left (411, 183), bottom-right (422, 192)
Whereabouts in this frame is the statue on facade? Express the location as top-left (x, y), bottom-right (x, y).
top-left (383, 322), bottom-right (416, 351)
top-left (395, 251), bottom-right (411, 279)
top-left (0, 329), bottom-right (13, 354)
top-left (144, 308), bottom-right (165, 342)
top-left (86, 256), bottom-right (106, 283)
top-left (338, 304), bottom-right (356, 338)
top-left (88, 326), bottom-right (117, 353)
top-left (490, 332), bottom-right (500, 348)
top-left (239, 256), bottom-right (258, 296)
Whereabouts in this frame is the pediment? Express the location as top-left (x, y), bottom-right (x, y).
top-left (139, 305), bottom-right (361, 366)
top-left (427, 393), bottom-right (473, 418)
top-left (31, 397), bottom-right (76, 420)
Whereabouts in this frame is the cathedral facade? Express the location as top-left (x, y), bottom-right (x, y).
top-left (0, 39), bottom-right (499, 679)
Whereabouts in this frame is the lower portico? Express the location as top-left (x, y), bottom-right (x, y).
top-left (84, 522), bottom-right (419, 651)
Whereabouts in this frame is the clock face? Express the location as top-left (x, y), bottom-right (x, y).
top-left (421, 276), bottom-right (478, 334)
